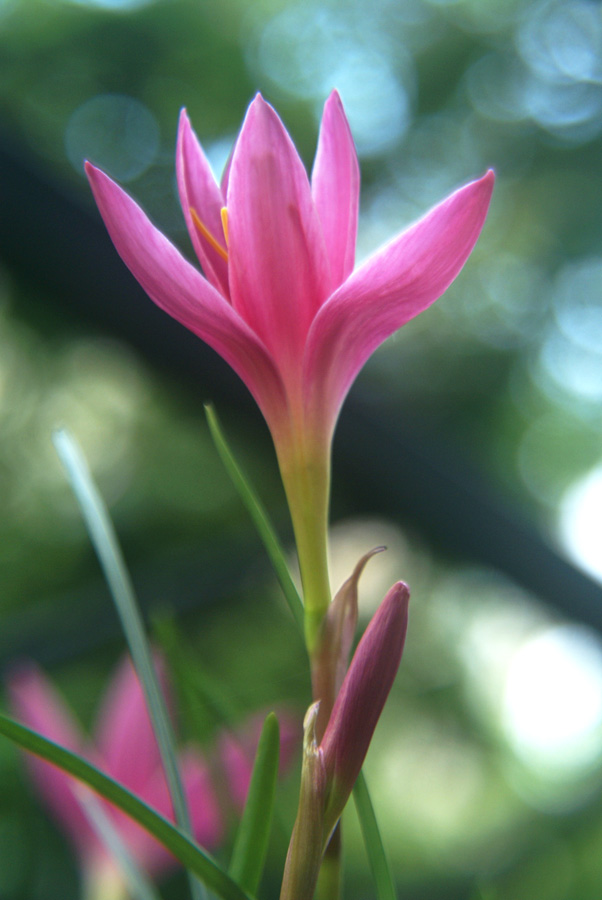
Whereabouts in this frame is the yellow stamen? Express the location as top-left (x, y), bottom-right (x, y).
top-left (189, 207), bottom-right (228, 262)
top-left (220, 207), bottom-right (229, 246)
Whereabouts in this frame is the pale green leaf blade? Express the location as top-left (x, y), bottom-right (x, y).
top-left (353, 770), bottom-right (397, 900)
top-left (52, 428), bottom-right (205, 900)
top-left (229, 712), bottom-right (280, 896)
top-left (0, 712), bottom-right (251, 900)
top-left (204, 405), bottom-right (304, 632)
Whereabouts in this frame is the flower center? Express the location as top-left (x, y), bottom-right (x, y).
top-left (190, 207), bottom-right (229, 262)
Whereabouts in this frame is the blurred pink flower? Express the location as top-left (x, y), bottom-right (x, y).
top-left (8, 655), bottom-right (221, 887)
top-left (8, 655), bottom-right (297, 892)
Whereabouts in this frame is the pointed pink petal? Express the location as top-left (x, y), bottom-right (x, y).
top-left (218, 729), bottom-right (253, 813)
top-left (86, 163), bottom-right (288, 430)
top-left (311, 91), bottom-right (360, 289)
top-left (303, 170), bottom-right (495, 440)
top-left (227, 95), bottom-right (331, 390)
top-left (180, 749), bottom-right (224, 851)
top-left (277, 709), bottom-right (302, 776)
top-left (176, 110), bottom-right (230, 297)
top-left (7, 663), bottom-right (97, 857)
top-left (110, 749), bottom-right (223, 878)
top-left (93, 654), bottom-right (167, 794)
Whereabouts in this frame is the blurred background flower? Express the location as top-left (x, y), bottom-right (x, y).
top-left (1, 0), bottom-right (602, 898)
top-left (7, 653), bottom-right (223, 897)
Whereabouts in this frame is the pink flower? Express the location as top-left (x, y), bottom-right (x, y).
top-left (7, 655), bottom-right (223, 890)
top-left (85, 94), bottom-right (493, 645)
top-left (86, 92), bottom-right (491, 455)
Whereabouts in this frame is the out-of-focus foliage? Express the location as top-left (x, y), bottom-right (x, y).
top-left (1, 0), bottom-right (602, 898)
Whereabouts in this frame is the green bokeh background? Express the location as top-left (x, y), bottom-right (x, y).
top-left (1, 0), bottom-right (602, 897)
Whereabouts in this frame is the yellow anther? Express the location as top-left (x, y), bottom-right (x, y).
top-left (189, 207), bottom-right (228, 262)
top-left (220, 207), bottom-right (229, 246)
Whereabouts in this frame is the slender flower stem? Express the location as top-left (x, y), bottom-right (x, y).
top-left (276, 431), bottom-right (332, 655)
top-left (276, 419), bottom-right (348, 899)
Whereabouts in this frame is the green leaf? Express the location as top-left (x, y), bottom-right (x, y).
top-left (229, 712), bottom-right (280, 896)
top-left (52, 428), bottom-right (206, 900)
top-left (353, 770), bottom-right (397, 900)
top-left (0, 712), bottom-right (251, 900)
top-left (204, 405), bottom-right (304, 633)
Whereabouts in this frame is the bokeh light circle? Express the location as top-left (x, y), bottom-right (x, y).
top-left (503, 623), bottom-right (602, 775)
top-left (65, 94), bottom-right (159, 181)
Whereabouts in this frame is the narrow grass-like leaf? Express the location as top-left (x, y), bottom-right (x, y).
top-left (204, 405), bottom-right (304, 632)
top-left (53, 428), bottom-right (205, 900)
top-left (229, 712), bottom-right (280, 896)
top-left (0, 713), bottom-right (251, 900)
top-left (77, 787), bottom-right (162, 900)
top-left (353, 770), bottom-right (396, 900)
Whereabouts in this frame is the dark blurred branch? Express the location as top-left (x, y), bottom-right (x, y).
top-left (0, 538), bottom-right (271, 671)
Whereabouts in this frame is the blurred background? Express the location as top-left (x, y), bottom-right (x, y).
top-left (1, 0), bottom-right (602, 897)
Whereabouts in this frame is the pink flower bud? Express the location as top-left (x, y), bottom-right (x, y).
top-left (321, 581), bottom-right (409, 834)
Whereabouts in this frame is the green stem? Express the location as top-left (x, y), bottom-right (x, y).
top-left (272, 421), bottom-right (345, 898)
top-left (277, 437), bottom-right (332, 655)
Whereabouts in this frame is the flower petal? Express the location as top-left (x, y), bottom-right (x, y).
top-left (7, 662), bottom-right (96, 857)
top-left (227, 95), bottom-right (331, 392)
top-left (86, 163), bottom-right (287, 430)
top-left (311, 91), bottom-right (360, 289)
top-left (303, 170), bottom-right (495, 440)
top-left (110, 749), bottom-right (223, 877)
top-left (218, 730), bottom-right (253, 814)
top-left (179, 749), bottom-right (224, 851)
top-left (93, 654), bottom-right (166, 794)
top-left (176, 110), bottom-right (230, 298)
